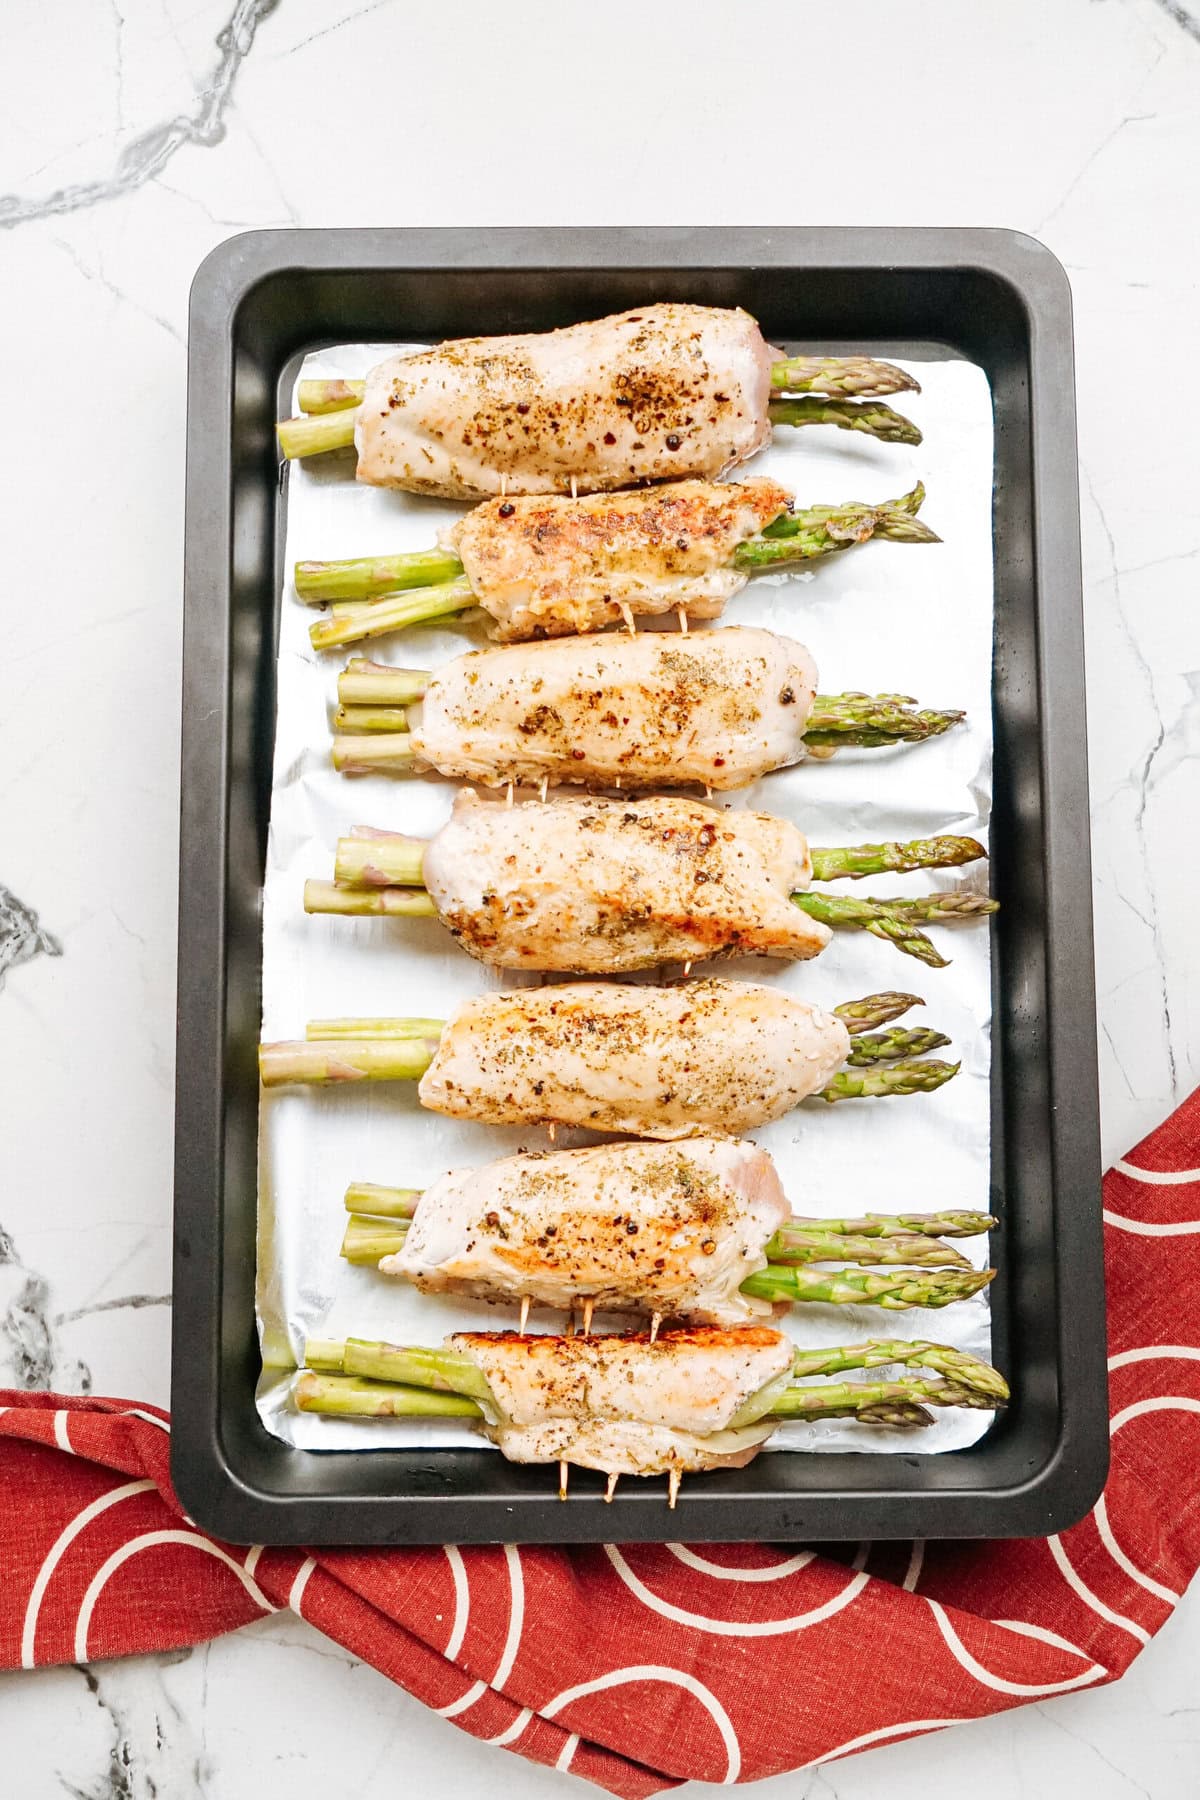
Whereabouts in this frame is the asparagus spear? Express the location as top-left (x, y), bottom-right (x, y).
top-left (258, 1003), bottom-right (959, 1100)
top-left (331, 658), bottom-right (978, 748)
top-left (782, 1210), bottom-right (996, 1241)
top-left (293, 1335), bottom-right (1007, 1430)
top-left (341, 1192), bottom-right (991, 1268)
top-left (277, 396), bottom-right (922, 461)
top-left (293, 1369), bottom-right (992, 1427)
top-left (324, 828), bottom-right (985, 893)
top-left (340, 1211), bottom-right (978, 1272)
top-left (293, 483), bottom-right (937, 611)
top-left (296, 548), bottom-right (466, 604)
top-left (845, 1026), bottom-right (951, 1062)
top-left (767, 1377), bottom-right (990, 1421)
top-left (306, 998), bottom-right (931, 1044)
top-left (802, 893), bottom-right (995, 932)
top-left (307, 1015), bottom-right (444, 1038)
top-left (258, 1036), bottom-right (440, 1084)
top-left (302, 883), bottom-right (437, 919)
top-left (332, 734), bottom-right (416, 776)
top-left (279, 396), bottom-right (923, 459)
top-left (278, 357), bottom-right (921, 460)
top-left (786, 1339), bottom-right (1006, 1395)
top-left (294, 1374), bottom-right (483, 1418)
top-left (325, 661), bottom-right (966, 752)
top-left (338, 662), bottom-right (429, 706)
top-left (740, 1264), bottom-right (992, 1308)
top-left (805, 900), bottom-right (949, 972)
top-left (302, 878), bottom-right (974, 972)
top-left (332, 705), bottom-right (413, 734)
top-left (793, 894), bottom-right (998, 971)
top-left (767, 1227), bottom-right (976, 1268)
top-left (765, 397), bottom-right (921, 444)
top-left (305, 875), bottom-right (990, 969)
top-left (277, 410), bottom-right (358, 459)
top-left (327, 691), bottom-right (966, 775)
top-left (342, 1214), bottom-right (416, 1264)
top-left (809, 837), bottom-right (986, 881)
top-left (731, 510), bottom-right (939, 568)
top-left (817, 1060), bottom-right (960, 1102)
top-left (803, 693), bottom-right (967, 745)
top-left (297, 379), bottom-right (365, 413)
top-left (768, 356), bottom-right (920, 398)
top-left (832, 992), bottom-right (923, 1033)
top-left (297, 355), bottom-right (920, 416)
top-left (310, 577), bottom-right (475, 652)
top-left (340, 1212), bottom-right (990, 1302)
top-left (305, 1334), bottom-right (492, 1398)
top-left (303, 516), bottom-right (933, 648)
top-left (334, 831), bottom-right (427, 887)
top-left (343, 1182), bottom-right (421, 1217)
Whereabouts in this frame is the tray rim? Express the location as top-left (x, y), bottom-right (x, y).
top-left (175, 225), bottom-right (1107, 1544)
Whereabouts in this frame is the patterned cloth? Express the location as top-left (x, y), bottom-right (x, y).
top-left (3, 1093), bottom-right (1199, 1796)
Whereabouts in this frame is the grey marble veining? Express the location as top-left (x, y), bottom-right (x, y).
top-left (1, 0), bottom-right (1199, 1794)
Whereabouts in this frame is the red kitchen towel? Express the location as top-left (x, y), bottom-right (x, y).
top-left (3, 1094), bottom-right (1199, 1796)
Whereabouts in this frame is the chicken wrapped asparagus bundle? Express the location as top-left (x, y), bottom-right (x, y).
top-left (305, 792), bottom-right (996, 972)
top-left (329, 626), bottom-right (965, 791)
top-left (296, 478), bottom-right (938, 649)
top-left (339, 1138), bottom-right (996, 1325)
top-left (295, 1329), bottom-right (1009, 1495)
top-left (258, 983), bottom-right (959, 1138)
top-left (276, 304), bottom-right (922, 494)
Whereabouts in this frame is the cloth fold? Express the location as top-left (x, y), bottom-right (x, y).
top-left (3, 1091), bottom-right (1199, 1796)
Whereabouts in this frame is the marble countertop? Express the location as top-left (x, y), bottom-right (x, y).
top-left (2, 1), bottom-right (1199, 1794)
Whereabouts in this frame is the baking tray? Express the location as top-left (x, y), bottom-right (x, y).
top-left (174, 227), bottom-right (1106, 1545)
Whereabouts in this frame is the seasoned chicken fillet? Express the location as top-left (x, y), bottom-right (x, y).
top-left (410, 626), bottom-right (818, 793)
top-left (417, 977), bottom-right (851, 1138)
top-left (354, 304), bottom-right (775, 498)
top-left (421, 789), bottom-right (829, 972)
top-left (449, 1325), bottom-right (793, 1475)
top-left (387, 1138), bottom-right (792, 1324)
top-left (443, 477), bottom-right (791, 640)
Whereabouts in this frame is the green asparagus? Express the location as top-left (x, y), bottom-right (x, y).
top-left (292, 1336), bottom-right (1008, 1436)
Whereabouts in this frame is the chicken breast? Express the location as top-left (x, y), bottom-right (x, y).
top-left (417, 977), bottom-right (851, 1138)
top-left (410, 626), bottom-right (818, 793)
top-left (443, 478), bottom-right (791, 640)
top-left (421, 789), bottom-right (829, 972)
top-left (452, 1325), bottom-right (792, 1423)
top-left (354, 304), bottom-right (775, 498)
top-left (387, 1138), bottom-right (792, 1324)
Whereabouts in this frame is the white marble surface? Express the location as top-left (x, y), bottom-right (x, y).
top-left (1, 0), bottom-right (1199, 1793)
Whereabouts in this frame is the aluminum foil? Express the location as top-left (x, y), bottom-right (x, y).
top-left (257, 344), bottom-right (995, 1456)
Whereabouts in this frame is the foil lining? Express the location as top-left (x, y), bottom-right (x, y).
top-left (257, 345), bottom-right (995, 1457)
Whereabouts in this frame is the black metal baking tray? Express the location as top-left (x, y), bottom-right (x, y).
top-left (174, 227), bottom-right (1106, 1545)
